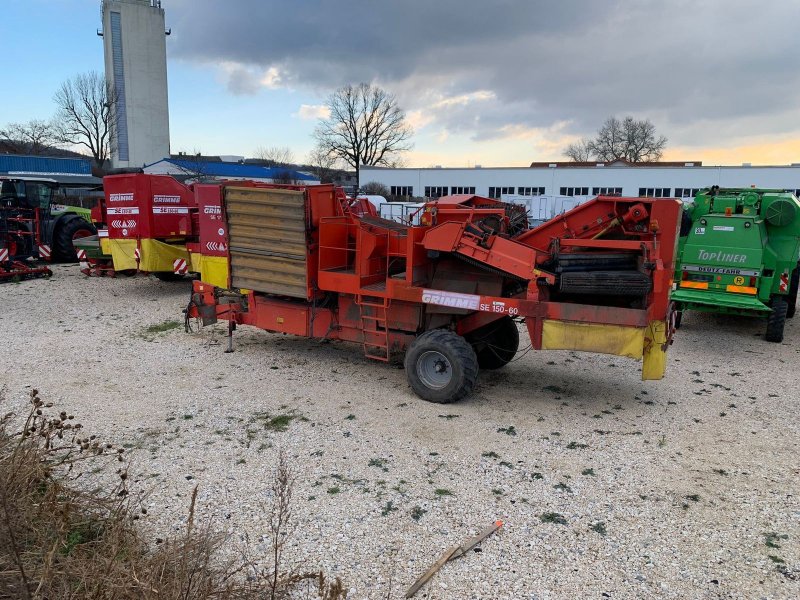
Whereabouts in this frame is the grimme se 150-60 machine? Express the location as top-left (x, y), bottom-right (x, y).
top-left (185, 181), bottom-right (682, 403)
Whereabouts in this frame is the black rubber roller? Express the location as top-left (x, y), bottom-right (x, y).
top-left (555, 252), bottom-right (638, 272)
top-left (559, 270), bottom-right (652, 296)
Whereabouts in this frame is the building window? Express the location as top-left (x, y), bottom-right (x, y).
top-left (516, 186), bottom-right (546, 196)
top-left (489, 186), bottom-right (516, 198)
top-left (639, 187), bottom-right (671, 198)
top-left (592, 187), bottom-right (623, 196)
top-left (450, 186), bottom-right (475, 195)
top-left (390, 186), bottom-right (413, 197)
top-left (675, 188), bottom-right (700, 198)
top-left (424, 186), bottom-right (449, 198)
top-left (559, 187), bottom-right (589, 197)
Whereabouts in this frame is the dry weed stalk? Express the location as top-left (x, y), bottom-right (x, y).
top-left (0, 389), bottom-right (347, 599)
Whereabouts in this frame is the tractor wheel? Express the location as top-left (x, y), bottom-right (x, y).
top-left (53, 216), bottom-right (97, 262)
top-left (787, 265), bottom-right (799, 318)
top-left (765, 298), bottom-right (788, 343)
top-left (468, 317), bottom-right (520, 370)
top-left (404, 329), bottom-right (478, 403)
top-left (674, 310), bottom-right (683, 330)
top-left (154, 272), bottom-right (185, 282)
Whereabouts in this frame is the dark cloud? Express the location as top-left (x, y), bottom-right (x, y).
top-left (167, 0), bottom-right (800, 146)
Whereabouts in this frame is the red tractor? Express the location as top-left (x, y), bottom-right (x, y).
top-left (186, 182), bottom-right (682, 403)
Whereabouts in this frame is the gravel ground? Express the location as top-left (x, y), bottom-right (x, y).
top-left (1, 264), bottom-right (799, 599)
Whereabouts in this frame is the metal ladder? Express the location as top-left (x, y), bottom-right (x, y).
top-left (357, 295), bottom-right (390, 362)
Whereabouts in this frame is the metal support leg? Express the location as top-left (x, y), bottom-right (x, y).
top-left (224, 318), bottom-right (235, 353)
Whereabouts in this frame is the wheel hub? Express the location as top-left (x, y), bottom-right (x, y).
top-left (417, 350), bottom-right (453, 390)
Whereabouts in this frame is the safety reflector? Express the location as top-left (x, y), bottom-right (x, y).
top-left (680, 280), bottom-right (708, 290)
top-left (725, 285), bottom-right (757, 295)
top-left (173, 258), bottom-right (188, 275)
top-left (0, 248), bottom-right (8, 262)
top-left (779, 272), bottom-right (789, 293)
top-left (134, 247), bottom-right (141, 261)
top-left (38, 245), bottom-right (51, 259)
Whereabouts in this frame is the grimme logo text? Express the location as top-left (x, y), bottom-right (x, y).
top-left (698, 250), bottom-right (747, 263)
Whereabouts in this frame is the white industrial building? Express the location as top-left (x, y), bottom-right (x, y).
top-left (101, 0), bottom-right (171, 169)
top-left (361, 161), bottom-right (800, 201)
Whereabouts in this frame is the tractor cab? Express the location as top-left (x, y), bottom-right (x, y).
top-left (1, 176), bottom-right (58, 212)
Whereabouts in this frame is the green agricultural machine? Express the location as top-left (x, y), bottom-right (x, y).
top-left (672, 187), bottom-right (800, 342)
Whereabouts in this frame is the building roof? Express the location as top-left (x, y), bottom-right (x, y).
top-left (528, 159), bottom-right (703, 168)
top-left (154, 158), bottom-right (316, 181)
top-left (0, 154), bottom-right (93, 175)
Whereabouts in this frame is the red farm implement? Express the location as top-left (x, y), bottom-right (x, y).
top-left (1, 178), bottom-right (55, 281)
top-left (185, 180), bottom-right (682, 403)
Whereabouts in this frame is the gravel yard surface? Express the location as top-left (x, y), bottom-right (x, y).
top-left (1, 264), bottom-right (798, 599)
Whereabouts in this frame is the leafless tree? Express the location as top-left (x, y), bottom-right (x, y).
top-left (271, 169), bottom-right (301, 185)
top-left (565, 116), bottom-right (667, 163)
top-left (254, 145), bottom-right (295, 167)
top-left (52, 71), bottom-right (117, 169)
top-left (313, 83), bottom-right (413, 188)
top-left (360, 181), bottom-right (390, 197)
top-left (564, 138), bottom-right (592, 162)
top-left (172, 150), bottom-right (215, 182)
top-left (0, 120), bottom-right (59, 155)
top-left (306, 144), bottom-right (340, 184)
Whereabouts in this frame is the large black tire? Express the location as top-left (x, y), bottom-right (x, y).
top-left (404, 329), bottom-right (478, 403)
top-left (53, 216), bottom-right (96, 262)
top-left (153, 272), bottom-right (186, 282)
top-left (787, 265), bottom-right (799, 318)
top-left (468, 317), bottom-right (520, 370)
top-left (674, 310), bottom-right (683, 330)
top-left (765, 298), bottom-right (788, 343)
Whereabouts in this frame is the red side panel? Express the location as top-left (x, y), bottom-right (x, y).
top-left (194, 184), bottom-right (228, 256)
top-left (103, 174), bottom-right (195, 240)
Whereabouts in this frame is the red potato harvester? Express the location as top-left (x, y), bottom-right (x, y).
top-left (186, 183), bottom-right (682, 403)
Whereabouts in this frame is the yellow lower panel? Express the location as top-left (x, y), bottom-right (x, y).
top-left (642, 320), bottom-right (668, 381)
top-left (197, 255), bottom-right (230, 289)
top-left (106, 239), bottom-right (138, 271)
top-left (105, 239), bottom-right (189, 272)
top-left (139, 239), bottom-right (189, 272)
top-left (541, 320), bottom-right (644, 360)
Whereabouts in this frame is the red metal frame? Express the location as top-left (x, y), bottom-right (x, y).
top-left (187, 187), bottom-right (682, 366)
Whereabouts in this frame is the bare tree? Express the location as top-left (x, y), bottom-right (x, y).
top-left (564, 138), bottom-right (592, 162)
top-left (360, 181), bottom-right (390, 197)
top-left (313, 83), bottom-right (413, 188)
top-left (172, 150), bottom-right (214, 182)
top-left (52, 71), bottom-right (117, 169)
top-left (306, 144), bottom-right (340, 184)
top-left (255, 145), bottom-right (295, 167)
top-left (565, 116), bottom-right (667, 163)
top-left (0, 120), bottom-right (58, 155)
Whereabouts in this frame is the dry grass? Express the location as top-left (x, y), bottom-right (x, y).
top-left (0, 389), bottom-right (346, 599)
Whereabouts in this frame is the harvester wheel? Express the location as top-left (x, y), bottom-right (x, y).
top-left (765, 298), bottom-right (788, 343)
top-left (154, 272), bottom-right (185, 282)
top-left (468, 317), bottom-right (520, 369)
top-left (53, 216), bottom-right (97, 262)
top-left (787, 265), bottom-right (799, 319)
top-left (405, 329), bottom-right (478, 403)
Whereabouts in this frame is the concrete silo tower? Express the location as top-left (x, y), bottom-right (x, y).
top-left (100, 0), bottom-right (171, 168)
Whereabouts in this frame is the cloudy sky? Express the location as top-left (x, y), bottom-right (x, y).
top-left (3, 0), bottom-right (800, 166)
